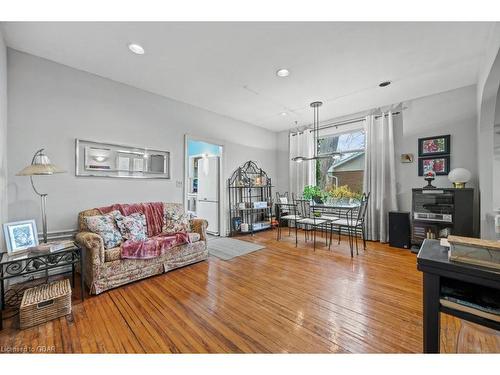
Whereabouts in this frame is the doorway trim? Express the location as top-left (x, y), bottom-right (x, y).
top-left (184, 134), bottom-right (226, 236)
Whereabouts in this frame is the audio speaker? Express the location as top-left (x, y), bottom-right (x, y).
top-left (389, 211), bottom-right (411, 249)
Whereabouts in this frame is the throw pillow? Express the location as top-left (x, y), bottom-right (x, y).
top-left (163, 204), bottom-right (191, 234)
top-left (85, 210), bottom-right (123, 249)
top-left (115, 212), bottom-right (147, 242)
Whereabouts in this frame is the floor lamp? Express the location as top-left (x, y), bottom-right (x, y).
top-left (16, 148), bottom-right (65, 243)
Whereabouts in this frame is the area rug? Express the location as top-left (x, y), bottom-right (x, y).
top-left (207, 237), bottom-right (265, 260)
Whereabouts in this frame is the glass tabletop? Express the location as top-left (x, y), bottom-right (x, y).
top-left (311, 202), bottom-right (360, 209)
top-left (0, 243), bottom-right (78, 264)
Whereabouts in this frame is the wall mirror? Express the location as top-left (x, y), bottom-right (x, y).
top-left (75, 139), bottom-right (170, 179)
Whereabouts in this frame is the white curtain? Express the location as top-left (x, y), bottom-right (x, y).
top-left (363, 111), bottom-right (398, 242)
top-left (289, 130), bottom-right (315, 197)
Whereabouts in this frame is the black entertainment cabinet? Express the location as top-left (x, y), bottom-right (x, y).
top-left (411, 188), bottom-right (474, 246)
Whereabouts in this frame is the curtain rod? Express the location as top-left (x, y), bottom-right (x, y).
top-left (290, 111), bottom-right (402, 136)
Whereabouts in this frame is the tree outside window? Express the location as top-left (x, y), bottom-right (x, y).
top-left (316, 129), bottom-right (365, 193)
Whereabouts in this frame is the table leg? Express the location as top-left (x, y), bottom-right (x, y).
top-left (71, 263), bottom-right (75, 288)
top-left (0, 277), bottom-right (3, 330)
top-left (80, 249), bottom-right (85, 301)
top-left (423, 272), bottom-right (441, 353)
top-left (0, 274), bottom-right (4, 308)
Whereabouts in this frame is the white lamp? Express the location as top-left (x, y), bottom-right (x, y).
top-left (448, 168), bottom-right (471, 189)
top-left (17, 149), bottom-right (66, 243)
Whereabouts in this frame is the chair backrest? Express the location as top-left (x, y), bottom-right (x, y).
top-left (356, 192), bottom-right (370, 223)
top-left (275, 191), bottom-right (289, 205)
top-left (294, 197), bottom-right (311, 218)
top-left (276, 201), bottom-right (298, 219)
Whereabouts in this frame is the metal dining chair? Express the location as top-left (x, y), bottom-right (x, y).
top-left (295, 198), bottom-right (328, 251)
top-left (310, 204), bottom-right (341, 250)
top-left (275, 191), bottom-right (290, 204)
top-left (331, 193), bottom-right (370, 257)
top-left (275, 191), bottom-right (300, 238)
top-left (275, 198), bottom-right (302, 246)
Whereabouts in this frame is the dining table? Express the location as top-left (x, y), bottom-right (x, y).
top-left (305, 200), bottom-right (362, 251)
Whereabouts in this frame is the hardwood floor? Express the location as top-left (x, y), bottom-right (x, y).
top-left (0, 230), bottom-right (494, 353)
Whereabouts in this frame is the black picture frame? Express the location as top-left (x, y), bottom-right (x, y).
top-left (418, 155), bottom-right (450, 176)
top-left (418, 134), bottom-right (450, 157)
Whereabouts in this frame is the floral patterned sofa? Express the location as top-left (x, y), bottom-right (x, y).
top-left (75, 202), bottom-right (208, 295)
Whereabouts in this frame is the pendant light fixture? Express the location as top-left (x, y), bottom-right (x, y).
top-left (292, 101), bottom-right (342, 162)
top-left (291, 120), bottom-right (305, 162)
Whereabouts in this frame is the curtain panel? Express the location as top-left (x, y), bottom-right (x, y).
top-left (289, 130), bottom-right (315, 197)
top-left (363, 111), bottom-right (398, 242)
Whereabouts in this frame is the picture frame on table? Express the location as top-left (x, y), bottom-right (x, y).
top-left (418, 155), bottom-right (450, 176)
top-left (3, 219), bottom-right (39, 254)
top-left (418, 134), bottom-right (450, 157)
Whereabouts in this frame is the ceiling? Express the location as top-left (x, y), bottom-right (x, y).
top-left (1, 22), bottom-right (495, 132)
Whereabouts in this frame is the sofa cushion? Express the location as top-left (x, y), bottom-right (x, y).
top-left (188, 232), bottom-right (201, 243)
top-left (85, 211), bottom-right (123, 249)
top-left (104, 247), bottom-right (122, 262)
top-left (103, 232), bottom-right (200, 263)
top-left (78, 208), bottom-right (102, 232)
top-left (115, 212), bottom-right (147, 242)
top-left (163, 203), bottom-right (191, 233)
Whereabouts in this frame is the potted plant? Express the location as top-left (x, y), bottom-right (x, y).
top-left (302, 185), bottom-right (326, 204)
top-left (326, 185), bottom-right (363, 205)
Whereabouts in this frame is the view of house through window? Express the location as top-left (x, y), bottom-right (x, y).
top-left (316, 128), bottom-right (365, 193)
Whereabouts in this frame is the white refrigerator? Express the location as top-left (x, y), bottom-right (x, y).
top-left (196, 156), bottom-right (220, 235)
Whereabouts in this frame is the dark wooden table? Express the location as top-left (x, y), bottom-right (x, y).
top-left (417, 239), bottom-right (500, 353)
top-left (0, 244), bottom-right (84, 330)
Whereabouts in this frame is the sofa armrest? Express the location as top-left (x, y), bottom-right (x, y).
top-left (75, 231), bottom-right (105, 266)
top-left (190, 218), bottom-right (208, 242)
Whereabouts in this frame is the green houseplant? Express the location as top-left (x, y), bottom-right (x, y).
top-left (326, 185), bottom-right (363, 203)
top-left (303, 185), bottom-right (326, 203)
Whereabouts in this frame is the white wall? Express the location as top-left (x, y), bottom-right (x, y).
top-left (494, 88), bottom-right (500, 210)
top-left (476, 23), bottom-right (500, 237)
top-left (0, 31), bottom-right (7, 249)
top-left (7, 50), bottom-right (278, 235)
top-left (394, 85), bottom-right (479, 233)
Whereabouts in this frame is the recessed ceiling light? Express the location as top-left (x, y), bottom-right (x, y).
top-left (379, 81), bottom-right (391, 87)
top-left (280, 112), bottom-right (288, 116)
top-left (128, 43), bottom-right (145, 55)
top-left (276, 68), bottom-right (290, 77)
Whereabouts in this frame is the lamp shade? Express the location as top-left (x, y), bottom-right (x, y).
top-left (448, 168), bottom-right (471, 188)
top-left (16, 163), bottom-right (65, 176)
top-left (16, 149), bottom-right (66, 176)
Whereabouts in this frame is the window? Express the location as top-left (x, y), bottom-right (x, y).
top-left (316, 128), bottom-right (365, 193)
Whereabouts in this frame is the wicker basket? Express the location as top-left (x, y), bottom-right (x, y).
top-left (19, 279), bottom-right (72, 329)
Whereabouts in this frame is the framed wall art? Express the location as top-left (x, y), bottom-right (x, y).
top-left (400, 153), bottom-right (414, 163)
top-left (418, 135), bottom-right (450, 157)
top-left (3, 219), bottom-right (39, 253)
top-left (418, 155), bottom-right (450, 176)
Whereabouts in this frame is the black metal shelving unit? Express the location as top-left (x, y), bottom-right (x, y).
top-left (228, 161), bottom-right (273, 236)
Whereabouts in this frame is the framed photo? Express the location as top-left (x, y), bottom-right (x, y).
top-left (3, 220), bottom-right (39, 253)
top-left (418, 156), bottom-right (450, 176)
top-left (400, 153), bottom-right (414, 163)
top-left (418, 135), bottom-right (450, 157)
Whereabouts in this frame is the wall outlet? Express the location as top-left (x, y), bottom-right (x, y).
top-left (176, 180), bottom-right (183, 188)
